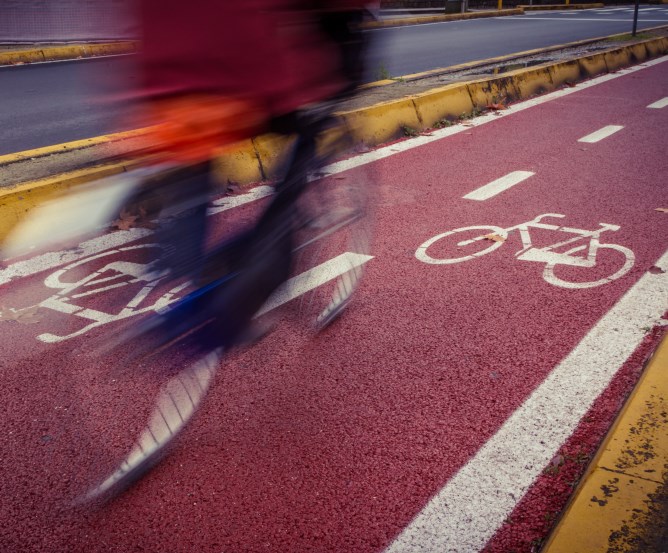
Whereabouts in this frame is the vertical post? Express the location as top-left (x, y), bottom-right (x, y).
top-left (632, 0), bottom-right (640, 36)
top-left (565, 0), bottom-right (570, 5)
top-left (497, 0), bottom-right (502, 11)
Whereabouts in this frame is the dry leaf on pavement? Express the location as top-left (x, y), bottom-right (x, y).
top-left (550, 454), bottom-right (565, 467)
top-left (486, 103), bottom-right (506, 111)
top-left (483, 233), bottom-right (506, 242)
top-left (0, 305), bottom-right (44, 325)
top-left (649, 266), bottom-right (666, 274)
top-left (111, 208), bottom-right (139, 231)
top-left (655, 208), bottom-right (668, 213)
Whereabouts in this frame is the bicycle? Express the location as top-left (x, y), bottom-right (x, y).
top-left (65, 104), bottom-right (375, 504)
top-left (415, 213), bottom-right (635, 289)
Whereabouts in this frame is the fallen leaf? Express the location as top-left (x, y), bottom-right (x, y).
top-left (655, 208), bottom-right (668, 213)
top-left (564, 81), bottom-right (577, 88)
top-left (649, 266), bottom-right (666, 274)
top-left (0, 305), bottom-right (44, 325)
top-left (111, 208), bottom-right (139, 231)
top-left (486, 102), bottom-right (506, 111)
top-left (226, 181), bottom-right (242, 195)
top-left (550, 454), bottom-right (565, 467)
top-left (483, 233), bottom-right (506, 242)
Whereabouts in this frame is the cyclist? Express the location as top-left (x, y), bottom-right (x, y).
top-left (128, 0), bottom-right (375, 355)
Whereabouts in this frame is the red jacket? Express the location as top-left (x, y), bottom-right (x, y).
top-left (139, 0), bottom-right (370, 117)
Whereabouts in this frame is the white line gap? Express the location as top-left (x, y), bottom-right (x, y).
top-left (578, 125), bottom-right (624, 143)
top-left (648, 97), bottom-right (668, 109)
top-left (463, 171), bottom-right (535, 201)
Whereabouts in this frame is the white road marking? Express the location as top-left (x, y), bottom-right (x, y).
top-left (385, 249), bottom-right (668, 553)
top-left (578, 125), bottom-right (624, 143)
top-left (207, 185), bottom-right (273, 214)
top-left (256, 252), bottom-right (374, 317)
top-left (2, 55), bottom-right (667, 287)
top-left (648, 97), bottom-right (668, 109)
top-left (462, 171), bottom-right (535, 201)
top-left (504, 17), bottom-right (668, 22)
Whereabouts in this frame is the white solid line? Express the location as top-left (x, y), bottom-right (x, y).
top-left (578, 125), bottom-right (624, 143)
top-left (2, 55), bottom-right (667, 286)
top-left (256, 252), bottom-right (374, 317)
top-left (647, 97), bottom-right (668, 109)
top-left (462, 171), bottom-right (535, 201)
top-left (385, 249), bottom-right (668, 553)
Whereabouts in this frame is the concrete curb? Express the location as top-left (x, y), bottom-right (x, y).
top-left (1, 36), bottom-right (667, 242)
top-left (542, 332), bottom-right (668, 552)
top-left (0, 41), bottom-right (137, 66)
top-left (366, 8), bottom-right (523, 28)
top-left (0, 162), bottom-right (132, 241)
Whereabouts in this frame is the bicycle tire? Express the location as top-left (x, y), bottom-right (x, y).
top-left (291, 150), bottom-right (373, 330)
top-left (415, 225), bottom-right (507, 265)
top-left (79, 349), bottom-right (220, 504)
top-left (543, 243), bottom-right (635, 289)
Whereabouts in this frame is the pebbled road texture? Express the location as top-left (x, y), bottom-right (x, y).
top-left (0, 59), bottom-right (666, 553)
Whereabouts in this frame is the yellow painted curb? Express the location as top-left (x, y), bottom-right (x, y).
top-left (542, 333), bottom-right (668, 552)
top-left (364, 8), bottom-right (523, 29)
top-left (0, 128), bottom-right (152, 167)
top-left (0, 162), bottom-right (130, 241)
top-left (412, 83), bottom-right (475, 127)
top-left (0, 41), bottom-right (137, 66)
top-left (466, 74), bottom-right (521, 107)
top-left (340, 96), bottom-right (423, 145)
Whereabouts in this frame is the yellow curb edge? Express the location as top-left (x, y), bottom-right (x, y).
top-left (0, 41), bottom-right (138, 66)
top-left (542, 331), bottom-right (668, 553)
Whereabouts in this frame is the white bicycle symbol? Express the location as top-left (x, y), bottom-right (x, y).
top-left (37, 244), bottom-right (187, 343)
top-left (415, 213), bottom-right (635, 289)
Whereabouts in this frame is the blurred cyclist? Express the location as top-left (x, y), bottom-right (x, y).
top-left (128, 0), bottom-right (374, 355)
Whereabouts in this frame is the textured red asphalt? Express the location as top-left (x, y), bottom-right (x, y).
top-left (1, 62), bottom-right (667, 553)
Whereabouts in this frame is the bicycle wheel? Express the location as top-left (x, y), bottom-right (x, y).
top-left (415, 225), bottom-right (507, 265)
top-left (291, 160), bottom-right (373, 330)
top-left (79, 348), bottom-right (221, 504)
top-left (543, 243), bottom-right (635, 289)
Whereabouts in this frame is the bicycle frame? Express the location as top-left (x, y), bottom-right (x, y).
top-left (466, 213), bottom-right (622, 268)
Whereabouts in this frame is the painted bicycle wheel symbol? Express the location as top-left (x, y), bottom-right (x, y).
top-left (37, 244), bottom-right (188, 343)
top-left (415, 213), bottom-right (635, 289)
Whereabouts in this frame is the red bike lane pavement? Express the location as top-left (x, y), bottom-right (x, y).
top-left (1, 59), bottom-right (667, 552)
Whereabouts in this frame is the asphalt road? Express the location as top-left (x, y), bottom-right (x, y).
top-left (1, 57), bottom-right (667, 553)
top-left (0, 5), bottom-right (667, 155)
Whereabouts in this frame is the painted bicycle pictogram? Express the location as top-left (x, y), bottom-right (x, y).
top-left (37, 244), bottom-right (187, 343)
top-left (415, 213), bottom-right (635, 289)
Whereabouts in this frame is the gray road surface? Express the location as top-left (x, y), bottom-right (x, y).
top-left (1, 5), bottom-right (667, 156)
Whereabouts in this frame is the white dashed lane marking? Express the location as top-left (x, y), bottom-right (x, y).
top-left (462, 171), bottom-right (535, 201)
top-left (578, 125), bottom-right (624, 143)
top-left (648, 97), bottom-right (668, 109)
